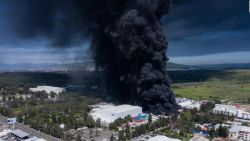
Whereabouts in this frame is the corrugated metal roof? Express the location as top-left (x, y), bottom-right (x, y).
top-left (12, 129), bottom-right (30, 138)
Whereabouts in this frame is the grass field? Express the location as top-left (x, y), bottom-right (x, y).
top-left (172, 69), bottom-right (250, 102)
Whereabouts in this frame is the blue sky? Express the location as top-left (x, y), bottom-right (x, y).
top-left (0, 0), bottom-right (250, 65)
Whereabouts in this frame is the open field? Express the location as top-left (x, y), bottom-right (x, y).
top-left (172, 69), bottom-right (250, 102)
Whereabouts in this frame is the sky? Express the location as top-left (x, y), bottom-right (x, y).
top-left (0, 0), bottom-right (250, 65)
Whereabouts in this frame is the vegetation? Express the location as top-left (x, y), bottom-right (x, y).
top-left (0, 93), bottom-right (100, 139)
top-left (109, 115), bottom-right (132, 130)
top-left (172, 69), bottom-right (250, 102)
top-left (217, 124), bottom-right (229, 138)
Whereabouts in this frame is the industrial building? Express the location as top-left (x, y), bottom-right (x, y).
top-left (176, 98), bottom-right (201, 110)
top-left (23, 136), bottom-right (47, 141)
top-left (0, 129), bottom-right (12, 138)
top-left (11, 129), bottom-right (30, 140)
top-left (147, 135), bottom-right (181, 141)
top-left (229, 125), bottom-right (250, 140)
top-left (189, 135), bottom-right (209, 141)
top-left (29, 86), bottom-right (65, 94)
top-left (213, 104), bottom-right (250, 120)
top-left (90, 103), bottom-right (142, 124)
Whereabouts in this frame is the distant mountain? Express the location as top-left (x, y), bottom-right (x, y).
top-left (2, 62), bottom-right (249, 73)
top-left (0, 61), bottom-right (95, 72)
top-left (167, 62), bottom-right (196, 70)
top-left (167, 62), bottom-right (250, 70)
top-left (0, 61), bottom-right (196, 72)
top-left (195, 63), bottom-right (250, 70)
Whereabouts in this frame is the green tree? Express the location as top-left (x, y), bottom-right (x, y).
top-left (76, 134), bottom-right (81, 141)
top-left (95, 118), bottom-right (101, 128)
top-left (50, 92), bottom-right (56, 99)
top-left (118, 131), bottom-right (125, 140)
top-left (248, 97), bottom-right (250, 104)
top-left (149, 124), bottom-right (155, 131)
top-left (209, 128), bottom-right (215, 138)
top-left (110, 133), bottom-right (115, 141)
top-left (242, 122), bottom-right (249, 126)
top-left (125, 124), bottom-right (131, 140)
top-left (89, 128), bottom-right (93, 136)
top-left (95, 128), bottom-right (99, 137)
top-left (148, 114), bottom-right (152, 125)
top-left (200, 102), bottom-right (215, 113)
top-left (217, 125), bottom-right (229, 138)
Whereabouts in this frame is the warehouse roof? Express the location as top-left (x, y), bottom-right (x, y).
top-left (103, 104), bottom-right (142, 113)
top-left (229, 125), bottom-right (243, 133)
top-left (148, 135), bottom-right (181, 141)
top-left (11, 129), bottom-right (30, 139)
top-left (190, 135), bottom-right (209, 141)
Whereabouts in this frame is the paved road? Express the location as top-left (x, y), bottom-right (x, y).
top-left (0, 115), bottom-right (62, 141)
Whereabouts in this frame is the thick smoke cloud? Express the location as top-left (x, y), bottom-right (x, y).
top-left (1, 0), bottom-right (179, 114)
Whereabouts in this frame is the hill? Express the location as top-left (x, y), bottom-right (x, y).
top-left (195, 63), bottom-right (250, 70)
top-left (0, 62), bottom-right (192, 72)
top-left (167, 62), bottom-right (195, 70)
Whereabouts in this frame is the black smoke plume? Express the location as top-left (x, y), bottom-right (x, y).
top-left (4, 0), bottom-right (179, 114)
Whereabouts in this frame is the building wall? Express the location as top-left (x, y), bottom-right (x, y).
top-left (239, 132), bottom-right (250, 141)
top-left (229, 132), bottom-right (238, 139)
top-left (114, 107), bottom-right (142, 120)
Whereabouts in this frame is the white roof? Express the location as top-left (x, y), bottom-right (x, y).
top-left (102, 104), bottom-right (141, 113)
top-left (29, 86), bottom-right (65, 92)
top-left (23, 136), bottom-right (47, 141)
top-left (92, 104), bottom-right (141, 114)
top-left (240, 126), bottom-right (250, 133)
top-left (238, 110), bottom-right (250, 117)
top-left (229, 125), bottom-right (243, 133)
top-left (59, 124), bottom-right (65, 129)
top-left (178, 101), bottom-right (192, 106)
top-left (0, 129), bottom-right (12, 137)
top-left (36, 86), bottom-right (64, 90)
top-left (214, 104), bottom-right (237, 111)
top-left (190, 136), bottom-right (209, 141)
top-left (90, 103), bottom-right (142, 123)
top-left (148, 135), bottom-right (181, 141)
top-left (12, 129), bottom-right (30, 138)
top-left (23, 136), bottom-right (39, 141)
top-left (36, 139), bottom-right (47, 141)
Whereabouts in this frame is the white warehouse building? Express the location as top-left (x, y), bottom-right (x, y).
top-left (29, 86), bottom-right (65, 94)
top-left (213, 104), bottom-right (250, 120)
top-left (90, 104), bottom-right (142, 124)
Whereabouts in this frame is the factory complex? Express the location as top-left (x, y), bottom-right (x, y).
top-left (29, 86), bottom-right (65, 95)
top-left (0, 123), bottom-right (47, 141)
top-left (90, 103), bottom-right (143, 124)
top-left (176, 98), bottom-right (202, 110)
top-left (213, 104), bottom-right (250, 120)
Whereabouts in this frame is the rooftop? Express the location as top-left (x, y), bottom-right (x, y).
top-left (23, 136), bottom-right (39, 141)
top-left (93, 104), bottom-right (142, 114)
top-left (148, 135), bottom-right (181, 141)
top-left (190, 135), bottom-right (209, 141)
top-left (104, 104), bottom-right (141, 113)
top-left (11, 129), bottom-right (30, 138)
top-left (240, 126), bottom-right (250, 133)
